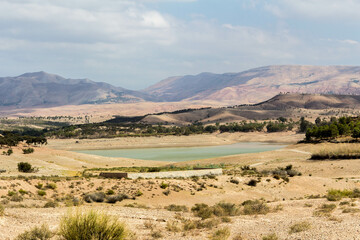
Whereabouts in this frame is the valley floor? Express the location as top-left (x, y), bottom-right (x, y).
top-left (2, 132), bottom-right (360, 239)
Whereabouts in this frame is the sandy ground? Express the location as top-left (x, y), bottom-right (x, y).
top-left (3, 132), bottom-right (360, 239)
top-left (0, 101), bottom-right (226, 121)
top-left (2, 198), bottom-right (360, 240)
top-left (1, 174), bottom-right (360, 239)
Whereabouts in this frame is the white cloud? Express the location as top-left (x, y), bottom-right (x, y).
top-left (0, 1), bottom-right (174, 44)
top-left (0, 0), bottom-right (359, 89)
top-left (267, 0), bottom-right (360, 20)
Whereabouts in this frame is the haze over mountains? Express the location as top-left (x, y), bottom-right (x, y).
top-left (1, 65), bottom-right (360, 108)
top-left (0, 72), bottom-right (154, 107)
top-left (144, 65), bottom-right (360, 104)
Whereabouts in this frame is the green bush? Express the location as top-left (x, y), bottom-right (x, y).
top-left (17, 162), bottom-right (33, 173)
top-left (15, 224), bottom-right (53, 240)
top-left (37, 190), bottom-right (46, 196)
top-left (19, 189), bottom-right (28, 195)
top-left (160, 182), bottom-right (168, 189)
top-left (59, 210), bottom-right (127, 240)
top-left (22, 148), bottom-right (35, 154)
top-left (106, 189), bottom-right (115, 195)
top-left (230, 179), bottom-right (239, 184)
top-left (247, 179), bottom-right (258, 187)
top-left (46, 183), bottom-right (57, 190)
top-left (2, 149), bottom-right (13, 156)
top-left (326, 189), bottom-right (360, 201)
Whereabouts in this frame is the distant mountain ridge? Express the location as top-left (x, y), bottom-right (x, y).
top-left (0, 71), bottom-right (154, 107)
top-left (2, 65), bottom-right (360, 108)
top-left (143, 65), bottom-right (360, 104)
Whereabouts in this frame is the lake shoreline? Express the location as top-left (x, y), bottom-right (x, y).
top-left (47, 132), bottom-right (304, 151)
top-left (73, 142), bottom-right (288, 162)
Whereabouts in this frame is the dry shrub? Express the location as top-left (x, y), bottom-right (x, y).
top-left (289, 221), bottom-right (311, 234)
top-left (59, 210), bottom-right (127, 240)
top-left (15, 224), bottom-right (53, 240)
top-left (209, 227), bottom-right (231, 240)
top-left (262, 233), bottom-right (278, 240)
top-left (191, 202), bottom-right (241, 219)
top-left (166, 220), bottom-right (181, 232)
top-left (84, 192), bottom-right (106, 203)
top-left (183, 218), bottom-right (220, 231)
top-left (342, 208), bottom-right (360, 213)
top-left (44, 200), bottom-right (58, 208)
top-left (150, 230), bottom-right (163, 239)
top-left (165, 204), bottom-right (188, 212)
top-left (0, 204), bottom-right (4, 216)
top-left (106, 194), bottom-right (129, 204)
top-left (313, 204), bottom-right (336, 217)
top-left (326, 189), bottom-right (360, 201)
top-left (242, 200), bottom-right (270, 215)
top-left (311, 143), bottom-right (360, 160)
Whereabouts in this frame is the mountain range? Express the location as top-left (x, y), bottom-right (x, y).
top-left (1, 65), bottom-right (360, 108)
top-left (0, 72), bottom-right (154, 107)
top-left (143, 65), bottom-right (360, 104)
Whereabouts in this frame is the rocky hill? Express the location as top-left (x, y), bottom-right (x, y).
top-left (0, 72), bottom-right (153, 107)
top-left (125, 93), bottom-right (360, 125)
top-left (143, 65), bottom-right (360, 104)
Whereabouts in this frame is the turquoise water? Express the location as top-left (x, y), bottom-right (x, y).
top-left (75, 142), bottom-right (286, 162)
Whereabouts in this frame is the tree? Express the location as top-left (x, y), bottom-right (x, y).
top-left (17, 162), bottom-right (33, 173)
top-left (352, 127), bottom-right (360, 139)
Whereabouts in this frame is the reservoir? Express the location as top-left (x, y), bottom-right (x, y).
top-left (75, 142), bottom-right (286, 162)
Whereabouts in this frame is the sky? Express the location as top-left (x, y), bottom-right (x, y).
top-left (0, 0), bottom-right (359, 89)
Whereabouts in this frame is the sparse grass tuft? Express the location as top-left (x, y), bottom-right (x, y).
top-left (150, 230), bottom-right (163, 239)
top-left (209, 227), bottom-right (231, 240)
top-left (0, 204), bottom-right (4, 216)
top-left (37, 190), bottom-right (46, 197)
top-left (342, 208), bottom-right (360, 213)
top-left (242, 200), bottom-right (270, 215)
top-left (165, 204), bottom-right (188, 212)
top-left (262, 233), bottom-right (278, 240)
top-left (44, 200), bottom-right (58, 208)
top-left (313, 204), bottom-right (336, 217)
top-left (46, 183), bottom-right (57, 190)
top-left (15, 224), bottom-right (53, 240)
top-left (289, 221), bottom-right (311, 234)
top-left (166, 220), bottom-right (181, 232)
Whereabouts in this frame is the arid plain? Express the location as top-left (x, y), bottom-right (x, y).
top-left (2, 127), bottom-right (360, 239)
